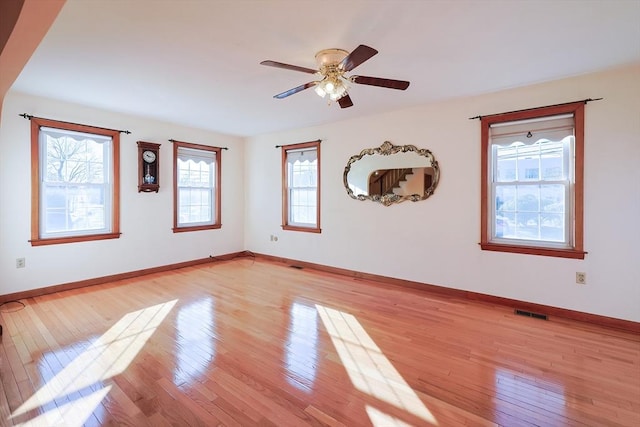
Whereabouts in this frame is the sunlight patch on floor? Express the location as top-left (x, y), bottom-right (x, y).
top-left (366, 405), bottom-right (414, 427)
top-left (10, 300), bottom-right (177, 424)
top-left (15, 386), bottom-right (111, 427)
top-left (316, 304), bottom-right (438, 426)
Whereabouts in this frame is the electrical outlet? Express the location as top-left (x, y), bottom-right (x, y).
top-left (16, 258), bottom-right (25, 268)
top-left (576, 272), bottom-right (586, 285)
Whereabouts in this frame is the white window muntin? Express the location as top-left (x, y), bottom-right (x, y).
top-left (39, 126), bottom-right (113, 238)
top-left (176, 146), bottom-right (216, 227)
top-left (488, 114), bottom-right (575, 248)
top-left (286, 147), bottom-right (318, 227)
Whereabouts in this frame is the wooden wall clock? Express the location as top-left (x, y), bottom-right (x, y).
top-left (137, 141), bottom-right (160, 192)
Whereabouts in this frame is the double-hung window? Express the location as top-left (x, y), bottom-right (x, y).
top-left (30, 117), bottom-right (120, 246)
top-left (480, 102), bottom-right (585, 259)
top-left (282, 141), bottom-right (321, 233)
top-left (173, 140), bottom-right (221, 232)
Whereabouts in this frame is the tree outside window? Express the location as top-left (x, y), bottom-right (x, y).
top-left (30, 117), bottom-right (120, 246)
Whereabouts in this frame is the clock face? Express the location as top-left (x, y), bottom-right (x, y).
top-left (142, 150), bottom-right (156, 163)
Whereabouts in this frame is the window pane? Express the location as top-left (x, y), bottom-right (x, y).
top-left (541, 213), bottom-right (565, 242)
top-left (290, 188), bottom-right (316, 225)
top-left (42, 185), bottom-right (108, 234)
top-left (495, 183), bottom-right (568, 243)
top-left (178, 187), bottom-right (213, 225)
top-left (43, 185), bottom-right (70, 232)
top-left (175, 144), bottom-right (219, 229)
top-left (495, 211), bottom-right (515, 238)
top-left (41, 132), bottom-right (111, 237)
top-left (495, 185), bottom-right (515, 212)
top-left (490, 117), bottom-right (574, 247)
top-left (541, 185), bottom-right (566, 242)
top-left (495, 144), bottom-right (519, 182)
top-left (541, 184), bottom-right (565, 212)
top-left (482, 106), bottom-right (583, 256)
top-left (286, 146), bottom-right (318, 228)
top-left (45, 136), bottom-right (107, 183)
top-left (540, 140), bottom-right (565, 180)
top-left (516, 186), bottom-right (539, 212)
top-left (517, 144), bottom-right (539, 182)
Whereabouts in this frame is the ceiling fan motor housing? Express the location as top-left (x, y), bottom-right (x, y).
top-left (315, 49), bottom-right (349, 68)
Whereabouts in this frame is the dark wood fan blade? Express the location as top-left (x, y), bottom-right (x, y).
top-left (339, 45), bottom-right (378, 72)
top-left (274, 82), bottom-right (317, 99)
top-left (260, 60), bottom-right (317, 74)
top-left (351, 75), bottom-right (410, 90)
top-left (338, 94), bottom-right (354, 109)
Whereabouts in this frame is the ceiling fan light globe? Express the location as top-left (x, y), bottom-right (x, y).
top-left (325, 82), bottom-right (335, 93)
top-left (314, 86), bottom-right (327, 98)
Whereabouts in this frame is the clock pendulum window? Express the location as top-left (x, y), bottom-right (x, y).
top-left (136, 141), bottom-right (161, 192)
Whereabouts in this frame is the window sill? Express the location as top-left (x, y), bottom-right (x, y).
top-left (30, 232), bottom-right (121, 246)
top-left (480, 242), bottom-right (586, 259)
top-left (173, 224), bottom-right (221, 233)
top-left (282, 225), bottom-right (321, 234)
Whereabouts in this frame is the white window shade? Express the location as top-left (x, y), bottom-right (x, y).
top-left (490, 115), bottom-right (574, 147)
top-left (178, 147), bottom-right (216, 163)
top-left (40, 126), bottom-right (112, 144)
top-left (286, 147), bottom-right (317, 164)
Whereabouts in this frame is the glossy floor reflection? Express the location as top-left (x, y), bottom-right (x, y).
top-left (2, 260), bottom-right (638, 426)
top-left (285, 302), bottom-right (318, 392)
top-left (494, 368), bottom-right (566, 423)
top-left (174, 297), bottom-right (216, 385)
top-left (10, 300), bottom-right (176, 426)
top-left (316, 304), bottom-right (438, 426)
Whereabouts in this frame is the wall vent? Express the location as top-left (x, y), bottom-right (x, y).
top-left (514, 309), bottom-right (548, 320)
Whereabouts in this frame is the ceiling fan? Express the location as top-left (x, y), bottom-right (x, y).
top-left (260, 44), bottom-right (410, 109)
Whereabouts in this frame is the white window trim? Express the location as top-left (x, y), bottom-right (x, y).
top-left (488, 129), bottom-right (574, 249)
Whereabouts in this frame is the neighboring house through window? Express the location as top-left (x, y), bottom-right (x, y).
top-left (282, 140), bottom-right (321, 233)
top-left (30, 117), bottom-right (120, 246)
top-left (173, 140), bottom-right (221, 232)
top-left (480, 101), bottom-right (585, 259)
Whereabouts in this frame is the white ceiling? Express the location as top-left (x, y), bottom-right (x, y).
top-left (10, 0), bottom-right (640, 137)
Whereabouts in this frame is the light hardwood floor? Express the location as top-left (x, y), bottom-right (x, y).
top-left (1, 258), bottom-right (639, 426)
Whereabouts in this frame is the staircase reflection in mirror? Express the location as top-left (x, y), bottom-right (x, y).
top-left (344, 141), bottom-right (439, 206)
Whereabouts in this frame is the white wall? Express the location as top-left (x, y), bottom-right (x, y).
top-left (0, 92), bottom-right (245, 295)
top-left (2, 66), bottom-right (638, 323)
top-left (244, 65), bottom-right (640, 322)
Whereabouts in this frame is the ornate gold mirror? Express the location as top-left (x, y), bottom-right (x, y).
top-left (344, 141), bottom-right (439, 206)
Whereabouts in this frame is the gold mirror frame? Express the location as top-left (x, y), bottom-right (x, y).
top-left (343, 141), bottom-right (440, 206)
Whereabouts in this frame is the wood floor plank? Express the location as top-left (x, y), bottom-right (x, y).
top-left (1, 258), bottom-right (638, 426)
